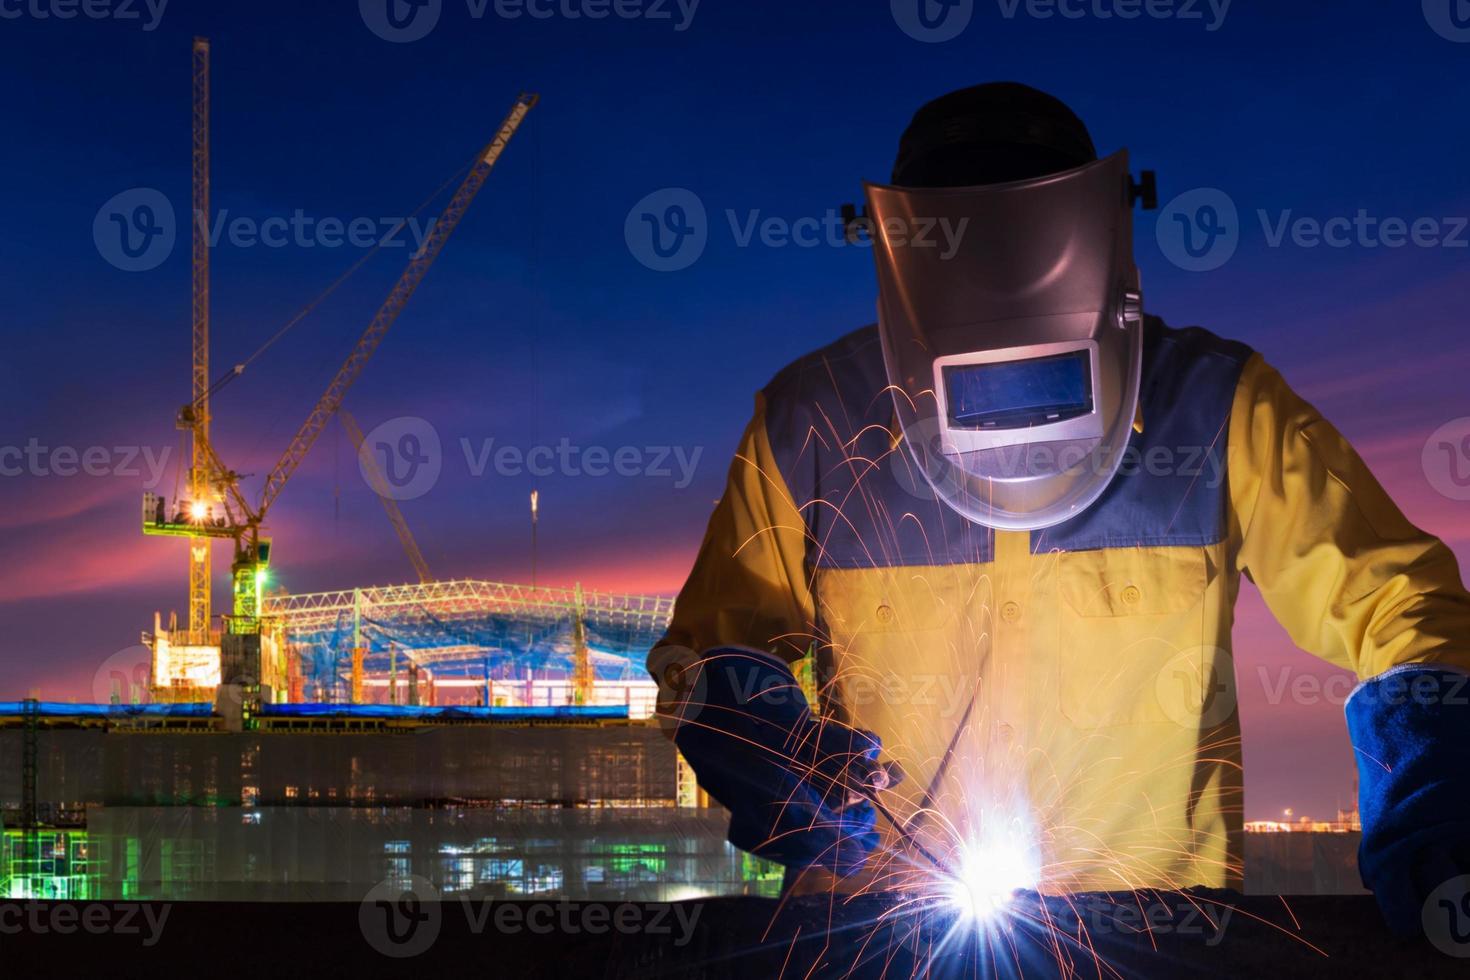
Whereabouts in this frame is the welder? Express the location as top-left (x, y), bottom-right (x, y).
top-left (649, 82), bottom-right (1470, 936)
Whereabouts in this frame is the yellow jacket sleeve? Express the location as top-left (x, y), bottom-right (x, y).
top-left (653, 392), bottom-right (816, 664)
top-left (1228, 353), bottom-right (1470, 678)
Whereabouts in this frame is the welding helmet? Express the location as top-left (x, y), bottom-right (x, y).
top-left (866, 149), bottom-right (1147, 531)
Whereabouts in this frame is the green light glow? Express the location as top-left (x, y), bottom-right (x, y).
top-left (1, 830), bottom-right (97, 900)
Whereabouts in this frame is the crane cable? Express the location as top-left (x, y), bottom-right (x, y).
top-left (190, 156), bottom-right (476, 409)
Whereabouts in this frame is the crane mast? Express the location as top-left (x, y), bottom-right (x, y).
top-left (187, 36), bottom-right (212, 645)
top-left (142, 65), bottom-right (537, 708)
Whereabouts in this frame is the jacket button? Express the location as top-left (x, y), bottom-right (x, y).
top-left (876, 604), bottom-right (894, 624)
top-left (1121, 585), bottom-right (1143, 606)
top-left (1001, 601), bottom-right (1022, 623)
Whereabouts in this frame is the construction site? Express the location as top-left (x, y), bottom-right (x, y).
top-left (10, 5), bottom-right (1470, 976)
top-left (0, 38), bottom-right (790, 906)
top-left (0, 37), bottom-right (1378, 913)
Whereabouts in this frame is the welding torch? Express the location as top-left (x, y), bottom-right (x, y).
top-left (837, 758), bottom-right (945, 872)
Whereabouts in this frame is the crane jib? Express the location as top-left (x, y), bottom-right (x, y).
top-left (254, 92), bottom-right (539, 523)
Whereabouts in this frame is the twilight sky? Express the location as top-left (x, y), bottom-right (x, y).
top-left (1, 1), bottom-right (1467, 820)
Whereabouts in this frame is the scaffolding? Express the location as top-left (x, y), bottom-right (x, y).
top-left (263, 580), bottom-right (674, 704)
top-left (267, 579), bottom-right (674, 633)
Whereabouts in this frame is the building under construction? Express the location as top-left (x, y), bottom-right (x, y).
top-left (0, 708), bottom-right (782, 902)
top-left (1, 561), bottom-right (812, 903)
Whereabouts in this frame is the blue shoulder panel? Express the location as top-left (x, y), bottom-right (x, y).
top-left (1035, 318), bottom-right (1253, 553)
top-left (762, 326), bottom-right (994, 568)
top-left (760, 318), bottom-right (1253, 568)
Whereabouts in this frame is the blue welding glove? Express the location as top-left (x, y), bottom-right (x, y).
top-left (654, 645), bottom-right (886, 876)
top-left (1345, 665), bottom-right (1470, 937)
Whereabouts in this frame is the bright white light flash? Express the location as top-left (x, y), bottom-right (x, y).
top-left (945, 835), bottom-right (1039, 923)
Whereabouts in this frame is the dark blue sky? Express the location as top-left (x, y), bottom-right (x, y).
top-left (1, 0), bottom-right (1468, 818)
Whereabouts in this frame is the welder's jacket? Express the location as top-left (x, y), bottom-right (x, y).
top-left (653, 318), bottom-right (1470, 894)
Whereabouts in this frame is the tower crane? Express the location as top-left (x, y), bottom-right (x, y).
top-left (142, 48), bottom-right (537, 701)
